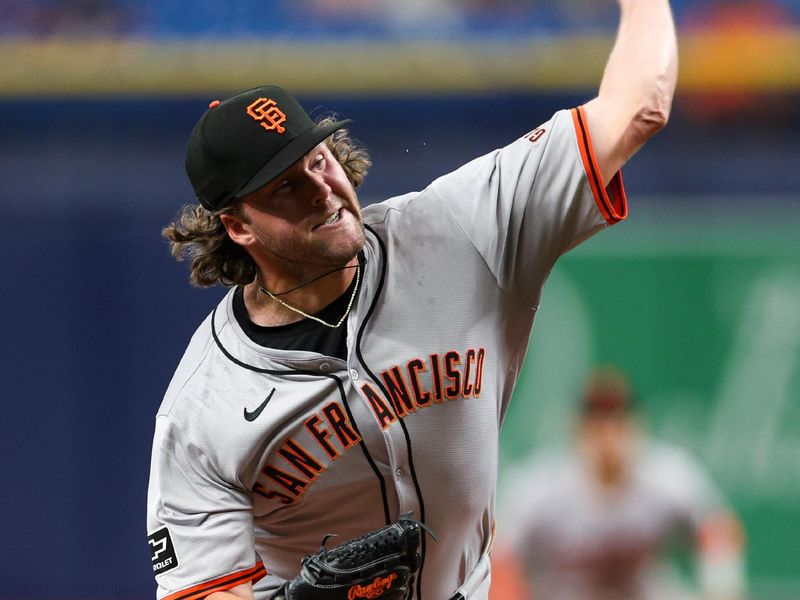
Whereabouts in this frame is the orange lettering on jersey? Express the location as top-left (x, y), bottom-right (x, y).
top-left (474, 348), bottom-right (485, 396)
top-left (381, 366), bottom-right (416, 418)
top-left (262, 464), bottom-right (308, 497)
top-left (278, 438), bottom-right (324, 479)
top-left (323, 402), bottom-right (362, 450)
top-left (429, 353), bottom-right (445, 403)
top-left (252, 482), bottom-right (295, 505)
top-left (444, 350), bottom-right (463, 399)
top-left (360, 383), bottom-right (397, 429)
top-left (305, 414), bottom-right (340, 460)
top-left (463, 349), bottom-right (476, 397)
top-left (407, 359), bottom-right (432, 407)
top-left (524, 127), bottom-right (546, 143)
top-left (246, 98), bottom-right (287, 134)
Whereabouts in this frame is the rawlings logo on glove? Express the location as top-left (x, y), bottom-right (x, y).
top-left (348, 572), bottom-right (399, 599)
top-left (271, 514), bottom-right (435, 600)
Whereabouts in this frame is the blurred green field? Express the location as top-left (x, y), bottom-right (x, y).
top-left (500, 199), bottom-right (800, 598)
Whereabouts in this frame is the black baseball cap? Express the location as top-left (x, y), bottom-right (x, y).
top-left (185, 85), bottom-right (351, 211)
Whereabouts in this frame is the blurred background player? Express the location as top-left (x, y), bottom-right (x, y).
top-left (493, 366), bottom-right (746, 600)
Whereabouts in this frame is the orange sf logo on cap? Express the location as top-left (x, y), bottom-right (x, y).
top-left (246, 98), bottom-right (287, 134)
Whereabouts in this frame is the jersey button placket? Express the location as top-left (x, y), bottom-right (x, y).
top-left (385, 429), bottom-right (417, 515)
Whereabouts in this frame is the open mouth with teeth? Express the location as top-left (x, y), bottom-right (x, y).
top-left (316, 210), bottom-right (341, 228)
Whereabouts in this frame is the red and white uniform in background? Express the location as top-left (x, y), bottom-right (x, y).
top-left (498, 442), bottom-right (745, 600)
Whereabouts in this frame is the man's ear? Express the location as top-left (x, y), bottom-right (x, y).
top-left (219, 211), bottom-right (255, 247)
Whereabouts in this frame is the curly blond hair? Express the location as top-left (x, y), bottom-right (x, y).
top-left (163, 118), bottom-right (371, 287)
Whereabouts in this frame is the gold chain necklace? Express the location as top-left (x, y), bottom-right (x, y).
top-left (257, 264), bottom-right (360, 329)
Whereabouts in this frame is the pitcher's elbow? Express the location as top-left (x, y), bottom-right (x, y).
top-left (646, 75), bottom-right (676, 128)
top-left (639, 105), bottom-right (669, 136)
top-left (633, 86), bottom-right (673, 141)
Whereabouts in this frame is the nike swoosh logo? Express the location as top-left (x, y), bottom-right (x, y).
top-left (244, 388), bottom-right (275, 422)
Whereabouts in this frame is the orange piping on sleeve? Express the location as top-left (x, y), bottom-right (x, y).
top-left (163, 561), bottom-right (267, 600)
top-left (570, 106), bottom-right (628, 225)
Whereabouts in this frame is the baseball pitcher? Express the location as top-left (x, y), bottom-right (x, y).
top-left (146, 1), bottom-right (679, 599)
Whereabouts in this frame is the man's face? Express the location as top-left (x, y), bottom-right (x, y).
top-left (578, 412), bottom-right (638, 488)
top-left (234, 143), bottom-right (365, 278)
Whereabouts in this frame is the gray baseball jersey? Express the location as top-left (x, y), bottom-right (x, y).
top-left (499, 442), bottom-right (726, 600)
top-left (146, 107), bottom-right (626, 600)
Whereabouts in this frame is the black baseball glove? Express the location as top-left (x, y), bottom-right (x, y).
top-left (271, 514), bottom-right (434, 600)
